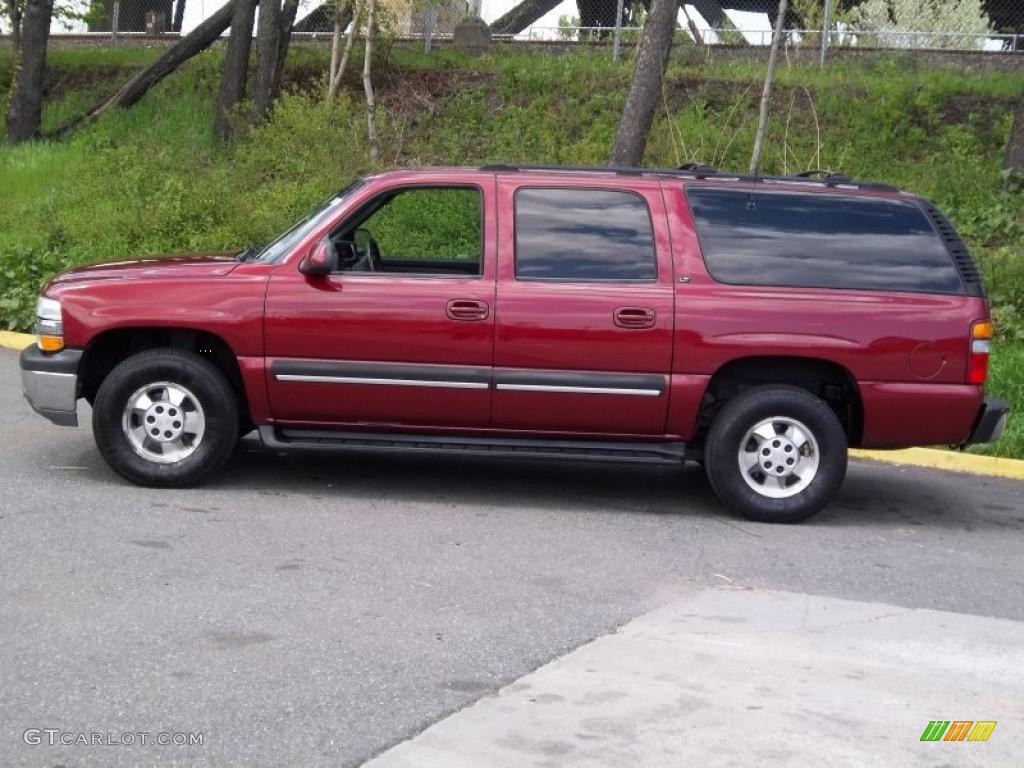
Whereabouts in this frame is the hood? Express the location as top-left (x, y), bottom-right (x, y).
top-left (48, 252), bottom-right (241, 286)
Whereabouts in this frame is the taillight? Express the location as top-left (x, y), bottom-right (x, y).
top-left (968, 320), bottom-right (992, 385)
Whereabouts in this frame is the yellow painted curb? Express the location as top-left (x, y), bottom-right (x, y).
top-left (851, 447), bottom-right (1024, 481)
top-left (0, 331), bottom-right (33, 351)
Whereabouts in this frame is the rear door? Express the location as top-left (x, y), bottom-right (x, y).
top-left (492, 178), bottom-right (675, 435)
top-left (264, 178), bottom-right (496, 428)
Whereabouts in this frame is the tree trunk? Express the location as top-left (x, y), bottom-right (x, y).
top-left (491, 0), bottom-right (560, 34)
top-left (5, 0), bottom-right (54, 144)
top-left (362, 0), bottom-right (378, 162)
top-left (47, 0), bottom-right (237, 138)
top-left (8, 3), bottom-right (23, 55)
top-left (609, 0), bottom-right (679, 167)
top-left (214, 0), bottom-right (258, 140)
top-left (172, 0), bottom-right (186, 32)
top-left (273, 0), bottom-right (299, 98)
top-left (749, 0), bottom-right (788, 175)
top-left (1006, 99), bottom-right (1024, 174)
top-left (252, 0), bottom-right (282, 122)
top-left (328, 2), bottom-right (359, 100)
top-left (329, 10), bottom-right (341, 89)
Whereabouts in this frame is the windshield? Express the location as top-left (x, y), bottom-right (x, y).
top-left (251, 179), bottom-right (364, 264)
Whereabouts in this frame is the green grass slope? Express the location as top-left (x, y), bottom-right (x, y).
top-left (1, 45), bottom-right (1022, 457)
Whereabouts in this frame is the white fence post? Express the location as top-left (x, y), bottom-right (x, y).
top-left (111, 1), bottom-right (120, 45)
top-left (425, 4), bottom-right (435, 52)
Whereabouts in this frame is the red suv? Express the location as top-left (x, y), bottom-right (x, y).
top-left (19, 164), bottom-right (1008, 522)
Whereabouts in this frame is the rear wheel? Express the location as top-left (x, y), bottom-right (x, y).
top-left (704, 385), bottom-right (847, 523)
top-left (92, 349), bottom-right (239, 487)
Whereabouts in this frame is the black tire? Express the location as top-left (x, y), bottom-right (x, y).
top-left (92, 348), bottom-right (239, 487)
top-left (703, 385), bottom-right (847, 524)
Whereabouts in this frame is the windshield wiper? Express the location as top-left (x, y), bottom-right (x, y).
top-left (236, 244), bottom-right (264, 262)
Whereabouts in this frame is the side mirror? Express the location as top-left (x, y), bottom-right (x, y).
top-left (299, 238), bottom-right (337, 276)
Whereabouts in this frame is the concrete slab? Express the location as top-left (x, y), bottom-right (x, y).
top-left (366, 588), bottom-right (1024, 768)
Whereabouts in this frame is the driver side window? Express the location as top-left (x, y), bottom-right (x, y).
top-left (334, 186), bottom-right (482, 277)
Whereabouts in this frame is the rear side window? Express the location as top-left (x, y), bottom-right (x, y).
top-left (686, 188), bottom-right (964, 294)
top-left (515, 188), bottom-right (656, 281)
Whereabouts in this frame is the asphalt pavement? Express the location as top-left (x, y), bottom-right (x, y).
top-left (1, 347), bottom-right (1022, 767)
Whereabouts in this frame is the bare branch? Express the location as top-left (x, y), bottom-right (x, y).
top-left (362, 0), bottom-right (378, 162)
top-left (749, 0), bottom-right (789, 175)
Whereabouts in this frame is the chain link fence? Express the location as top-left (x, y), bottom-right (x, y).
top-left (29, 0), bottom-right (1024, 55)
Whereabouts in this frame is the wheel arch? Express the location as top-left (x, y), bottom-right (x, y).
top-left (79, 327), bottom-right (251, 425)
top-left (697, 355), bottom-right (863, 446)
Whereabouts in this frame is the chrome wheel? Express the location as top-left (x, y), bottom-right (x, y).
top-left (737, 416), bottom-right (820, 499)
top-left (121, 381), bottom-right (206, 464)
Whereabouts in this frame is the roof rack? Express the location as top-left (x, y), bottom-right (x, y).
top-left (478, 163), bottom-right (899, 193)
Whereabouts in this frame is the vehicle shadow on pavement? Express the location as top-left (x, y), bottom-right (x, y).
top-left (195, 438), bottom-right (1021, 532)
top-left (223, 437), bottom-right (722, 520)
top-left (55, 435), bottom-right (1023, 532)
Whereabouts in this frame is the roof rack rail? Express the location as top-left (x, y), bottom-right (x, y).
top-left (795, 169), bottom-right (852, 183)
top-left (678, 162), bottom-right (719, 176)
top-left (479, 163), bottom-right (899, 193)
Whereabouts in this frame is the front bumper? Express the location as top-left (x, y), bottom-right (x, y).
top-left (963, 396), bottom-right (1010, 446)
top-left (19, 346), bottom-right (82, 427)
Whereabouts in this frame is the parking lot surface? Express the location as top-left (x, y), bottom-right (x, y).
top-left (2, 347), bottom-right (1022, 767)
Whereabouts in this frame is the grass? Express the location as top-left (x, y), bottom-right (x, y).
top-left (0, 44), bottom-right (1022, 456)
top-left (974, 344), bottom-right (1024, 459)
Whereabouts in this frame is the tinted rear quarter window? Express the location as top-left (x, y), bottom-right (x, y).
top-left (515, 188), bottom-right (656, 281)
top-left (686, 188), bottom-right (963, 294)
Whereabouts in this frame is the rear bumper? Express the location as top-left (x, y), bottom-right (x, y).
top-left (963, 396), bottom-right (1010, 446)
top-left (19, 346), bottom-right (82, 427)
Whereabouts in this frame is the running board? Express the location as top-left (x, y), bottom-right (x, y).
top-left (259, 427), bottom-right (687, 465)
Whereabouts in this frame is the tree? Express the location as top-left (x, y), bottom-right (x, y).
top-left (252, 0), bottom-right (283, 123)
top-left (609, 0), bottom-right (679, 166)
top-left (214, 0), bottom-right (258, 140)
top-left (46, 0), bottom-right (301, 140)
top-left (853, 0), bottom-right (991, 49)
top-left (4, 0), bottom-right (23, 53)
top-left (48, 0), bottom-right (237, 138)
top-left (327, 0), bottom-right (360, 100)
top-left (5, 0), bottom-right (54, 144)
top-left (5, 0), bottom-right (95, 56)
top-left (749, 0), bottom-right (788, 175)
top-left (274, 0), bottom-right (300, 94)
top-left (362, 0), bottom-right (378, 161)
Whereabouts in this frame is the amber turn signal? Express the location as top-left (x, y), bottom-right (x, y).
top-left (36, 334), bottom-right (65, 352)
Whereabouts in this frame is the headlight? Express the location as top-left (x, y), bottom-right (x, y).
top-left (35, 296), bottom-right (64, 352)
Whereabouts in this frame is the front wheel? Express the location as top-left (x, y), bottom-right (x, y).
top-left (703, 385), bottom-right (848, 524)
top-left (92, 349), bottom-right (239, 487)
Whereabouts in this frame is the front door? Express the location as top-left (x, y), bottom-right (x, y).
top-left (492, 179), bottom-right (675, 435)
top-left (265, 181), bottom-right (496, 428)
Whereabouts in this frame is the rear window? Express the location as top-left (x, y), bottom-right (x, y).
top-left (514, 188), bottom-right (656, 281)
top-left (686, 188), bottom-right (964, 294)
